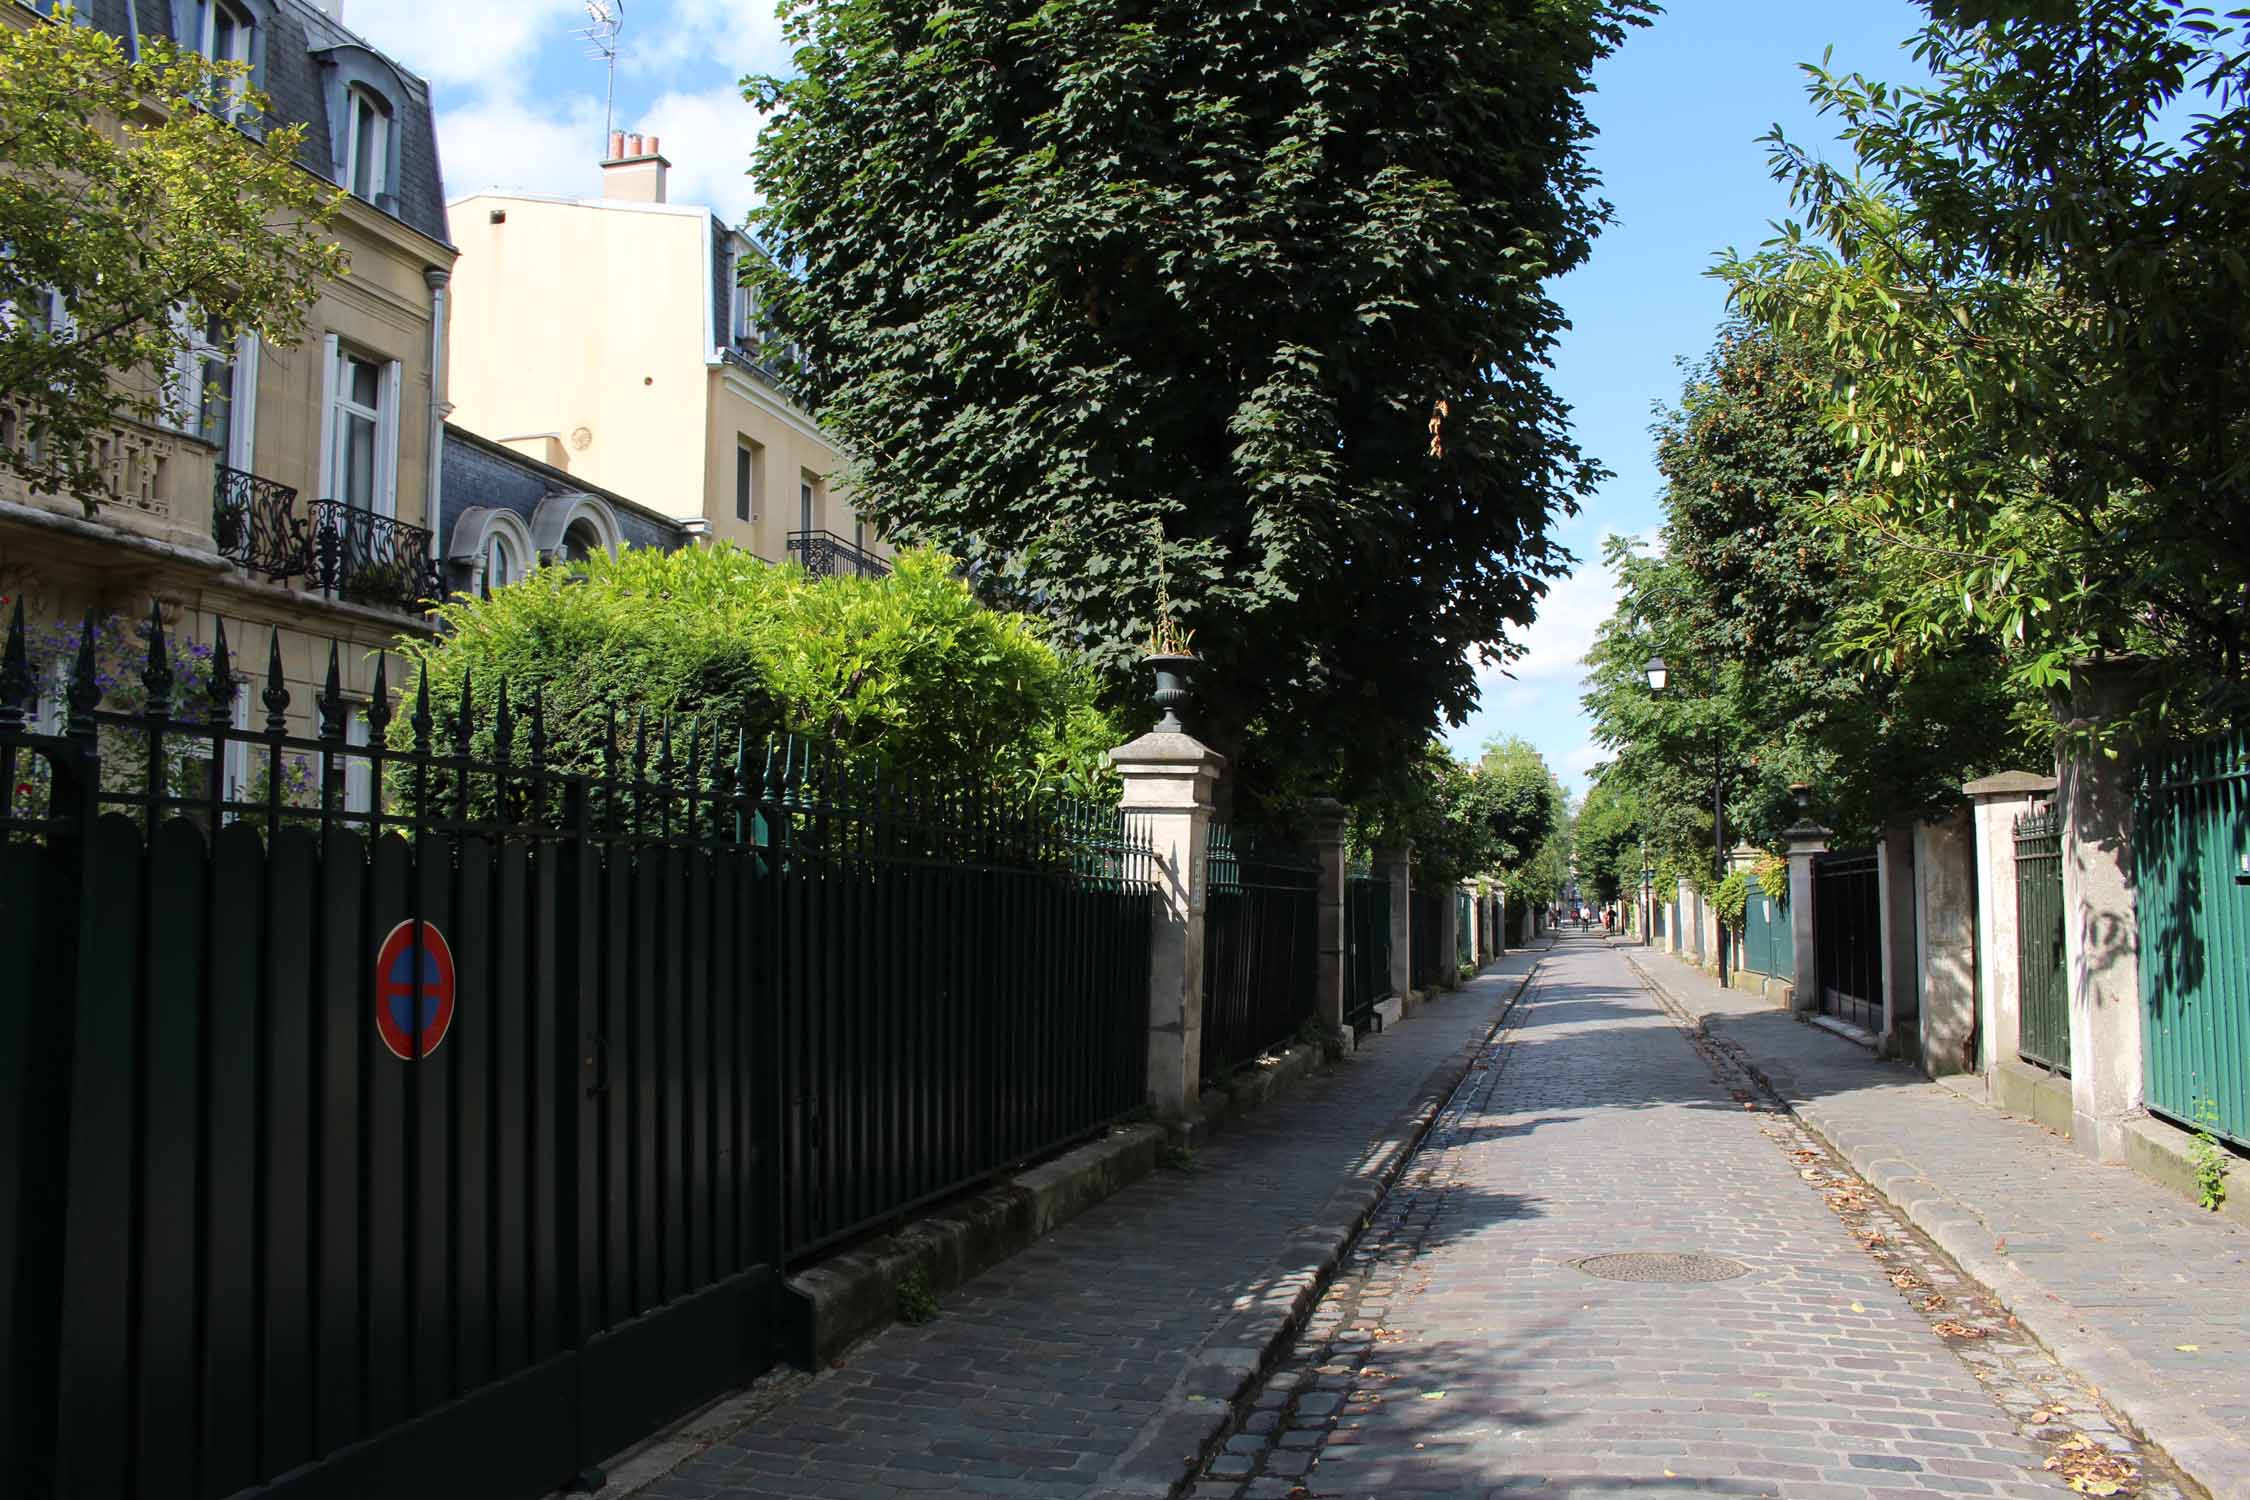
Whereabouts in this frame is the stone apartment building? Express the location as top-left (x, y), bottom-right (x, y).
top-left (445, 135), bottom-right (889, 581)
top-left (0, 0), bottom-right (455, 770)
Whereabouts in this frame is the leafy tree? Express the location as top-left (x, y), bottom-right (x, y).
top-left (1580, 325), bottom-right (2021, 854)
top-left (0, 9), bottom-right (347, 509)
top-left (746, 0), bottom-right (1652, 810)
top-left (396, 546), bottom-right (1120, 801)
top-left (1716, 0), bottom-right (2250, 732)
top-left (1347, 734), bottom-right (1559, 886)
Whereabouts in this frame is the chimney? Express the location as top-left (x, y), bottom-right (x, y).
top-left (600, 131), bottom-right (671, 204)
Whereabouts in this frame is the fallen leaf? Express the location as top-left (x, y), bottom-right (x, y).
top-left (1849, 1302), bottom-right (1867, 1313)
top-left (2175, 1343), bottom-right (2199, 1352)
top-left (1932, 1320), bottom-right (1987, 1339)
top-left (1420, 1391), bottom-right (1447, 1400)
top-left (1890, 1271), bottom-right (1926, 1290)
top-left (1919, 1294), bottom-right (1949, 1313)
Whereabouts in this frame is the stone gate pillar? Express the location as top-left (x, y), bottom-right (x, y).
top-left (1785, 795), bottom-right (1831, 1014)
top-left (1375, 842), bottom-right (1413, 998)
top-left (1112, 729), bottom-right (1226, 1121)
top-left (1305, 797), bottom-right (1349, 1036)
top-left (2058, 661), bottom-right (2151, 1162)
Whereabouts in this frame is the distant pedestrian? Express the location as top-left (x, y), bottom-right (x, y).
top-left (1603, 907), bottom-right (1614, 936)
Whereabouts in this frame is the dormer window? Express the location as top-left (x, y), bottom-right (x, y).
top-left (193, 0), bottom-right (255, 119)
top-left (345, 87), bottom-right (391, 202)
top-left (731, 275), bottom-right (758, 346)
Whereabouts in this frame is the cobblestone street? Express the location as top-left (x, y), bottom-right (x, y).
top-left (1201, 940), bottom-right (2196, 1500)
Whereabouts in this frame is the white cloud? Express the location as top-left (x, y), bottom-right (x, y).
top-left (432, 87), bottom-right (611, 203)
top-left (632, 86), bottom-right (771, 225)
top-left (626, 0), bottom-right (795, 82)
top-left (343, 0), bottom-right (584, 87)
top-left (1474, 546), bottom-right (1632, 696)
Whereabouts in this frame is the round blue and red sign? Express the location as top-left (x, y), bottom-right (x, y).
top-left (374, 919), bottom-right (457, 1061)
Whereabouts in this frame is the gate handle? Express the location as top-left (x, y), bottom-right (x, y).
top-left (584, 1032), bottom-right (611, 1097)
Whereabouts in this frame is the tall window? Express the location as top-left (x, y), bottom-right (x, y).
top-left (730, 271), bottom-right (757, 346)
top-left (345, 87), bottom-right (389, 202)
top-left (735, 437), bottom-right (761, 522)
top-left (482, 533), bottom-right (522, 598)
top-left (330, 348), bottom-right (383, 510)
top-left (195, 1), bottom-right (254, 119)
top-left (799, 472), bottom-right (819, 534)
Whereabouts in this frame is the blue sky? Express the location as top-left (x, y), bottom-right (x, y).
top-left (346, 0), bottom-right (1936, 799)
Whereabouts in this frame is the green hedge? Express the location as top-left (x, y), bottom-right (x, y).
top-left (393, 545), bottom-right (1119, 799)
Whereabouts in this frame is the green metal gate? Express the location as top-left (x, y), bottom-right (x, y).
top-left (2134, 729), bottom-right (2250, 1147)
top-left (1740, 874), bottom-right (1792, 979)
top-left (1344, 867), bottom-right (1390, 1030)
top-left (2013, 803), bottom-right (2070, 1073)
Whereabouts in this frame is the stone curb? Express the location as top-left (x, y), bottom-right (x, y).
top-left (1623, 950), bottom-right (2248, 1500)
top-left (1088, 948), bottom-right (1551, 1499)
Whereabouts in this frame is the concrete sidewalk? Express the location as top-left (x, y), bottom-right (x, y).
top-left (1625, 945), bottom-right (2250, 1498)
top-left (618, 944), bottom-right (1553, 1500)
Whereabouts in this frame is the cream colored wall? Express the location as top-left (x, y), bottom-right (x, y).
top-left (447, 195), bottom-right (713, 521)
top-left (249, 203), bottom-right (451, 533)
top-left (702, 369), bottom-right (880, 564)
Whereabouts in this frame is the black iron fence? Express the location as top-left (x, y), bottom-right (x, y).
top-left (211, 463), bottom-right (310, 581)
top-left (1344, 867), bottom-right (1389, 1029)
top-left (1409, 887), bottom-right (1444, 990)
top-left (1813, 850), bottom-right (1883, 1032)
top-left (1201, 825), bottom-right (1316, 1073)
top-left (786, 528), bottom-right (891, 580)
top-left (0, 605), bottom-right (1152, 1500)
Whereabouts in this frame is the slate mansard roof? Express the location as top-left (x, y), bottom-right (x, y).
top-left (80, 0), bottom-right (450, 247)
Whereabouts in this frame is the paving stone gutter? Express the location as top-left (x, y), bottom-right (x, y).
top-left (1088, 949), bottom-right (1551, 1498)
top-left (574, 943), bottom-right (1553, 1500)
top-left (1624, 946), bottom-right (2250, 1500)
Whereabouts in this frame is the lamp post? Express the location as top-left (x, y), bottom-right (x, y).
top-left (1643, 656), bottom-right (1730, 988)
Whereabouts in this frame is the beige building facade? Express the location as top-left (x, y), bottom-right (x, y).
top-left (0, 0), bottom-right (456, 768)
top-left (446, 135), bottom-right (887, 578)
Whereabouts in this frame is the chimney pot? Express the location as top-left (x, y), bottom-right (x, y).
top-left (609, 130), bottom-right (625, 161)
top-left (628, 133), bottom-right (644, 156)
top-left (647, 135), bottom-right (660, 154)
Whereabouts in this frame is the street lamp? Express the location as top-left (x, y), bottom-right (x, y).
top-left (1643, 657), bottom-right (1730, 987)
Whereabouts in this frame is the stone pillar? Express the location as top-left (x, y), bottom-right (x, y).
top-left (1305, 797), bottom-right (1349, 1036)
top-left (1673, 876), bottom-right (1693, 958)
top-left (1913, 809), bottom-right (1978, 1077)
top-left (1876, 824), bottom-right (1918, 1057)
top-left (2059, 662), bottom-right (2150, 1162)
top-left (1111, 729), bottom-right (1227, 1121)
top-left (1965, 772), bottom-right (2058, 1075)
top-left (1786, 813), bottom-right (1830, 1014)
top-left (1376, 843), bottom-right (1413, 998)
top-left (1438, 883), bottom-right (1459, 987)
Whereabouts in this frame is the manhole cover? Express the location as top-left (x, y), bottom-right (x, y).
top-left (1574, 1252), bottom-right (1750, 1283)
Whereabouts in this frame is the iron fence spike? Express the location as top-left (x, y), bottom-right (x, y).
top-left (368, 652), bottom-right (392, 736)
top-left (262, 628), bottom-right (290, 736)
top-left (141, 601), bottom-right (174, 721)
top-left (65, 613), bottom-right (100, 735)
top-left (206, 618), bottom-right (235, 726)
top-left (318, 639), bottom-right (346, 742)
top-left (411, 663), bottom-right (433, 752)
top-left (0, 598), bottom-right (33, 729)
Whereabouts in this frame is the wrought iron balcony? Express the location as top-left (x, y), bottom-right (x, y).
top-left (310, 499), bottom-right (443, 614)
top-left (211, 464), bottom-right (310, 581)
top-left (786, 528), bottom-right (889, 580)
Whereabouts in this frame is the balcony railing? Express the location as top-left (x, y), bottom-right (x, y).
top-left (786, 528), bottom-right (890, 580)
top-left (211, 464), bottom-right (310, 581)
top-left (310, 499), bottom-right (443, 614)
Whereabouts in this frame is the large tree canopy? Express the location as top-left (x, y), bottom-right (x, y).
top-left (0, 10), bottom-right (346, 508)
top-left (1715, 0), bottom-right (2250, 733)
top-left (748, 0), bottom-right (1651, 809)
top-left (1581, 325), bottom-right (2022, 855)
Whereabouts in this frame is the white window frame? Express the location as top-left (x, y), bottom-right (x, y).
top-left (482, 530), bottom-right (524, 597)
top-left (196, 0), bottom-right (255, 121)
top-left (799, 472), bottom-right (819, 534)
top-left (161, 305), bottom-right (229, 439)
top-left (322, 338), bottom-right (399, 516)
top-left (344, 86), bottom-right (390, 203)
top-left (730, 270), bottom-right (757, 346)
top-left (735, 437), bottom-right (760, 523)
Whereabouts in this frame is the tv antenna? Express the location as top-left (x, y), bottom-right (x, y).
top-left (579, 0), bottom-right (626, 151)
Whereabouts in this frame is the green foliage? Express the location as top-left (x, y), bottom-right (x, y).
top-left (894, 1268), bottom-right (940, 1326)
top-left (1350, 737), bottom-right (1560, 886)
top-left (1711, 871), bottom-right (1750, 932)
top-left (394, 545), bottom-right (1119, 799)
top-left (1580, 325), bottom-right (2024, 853)
top-left (0, 8), bottom-right (347, 509)
top-left (1715, 1), bottom-right (2250, 734)
top-left (746, 0), bottom-right (1652, 811)
top-left (2192, 1100), bottom-right (2230, 1213)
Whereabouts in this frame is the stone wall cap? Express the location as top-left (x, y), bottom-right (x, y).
top-left (1963, 770), bottom-right (2058, 797)
top-left (1110, 731), bottom-right (1227, 770)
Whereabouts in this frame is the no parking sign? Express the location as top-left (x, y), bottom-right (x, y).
top-left (374, 919), bottom-right (457, 1060)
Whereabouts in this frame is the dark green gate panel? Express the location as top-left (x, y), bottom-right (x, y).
top-left (2014, 804), bottom-right (2069, 1074)
top-left (2136, 730), bottom-right (2250, 1147)
top-left (1739, 875), bottom-right (1793, 979)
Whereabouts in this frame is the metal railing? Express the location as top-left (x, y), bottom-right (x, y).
top-left (1409, 888), bottom-right (1445, 990)
top-left (0, 600), bottom-right (1154, 1500)
top-left (309, 498), bottom-right (442, 613)
top-left (1345, 869), bottom-right (1389, 1030)
top-left (785, 528), bottom-right (890, 579)
top-left (1813, 850), bottom-right (1883, 1031)
top-left (2014, 803), bottom-right (2069, 1073)
top-left (211, 463), bottom-right (309, 580)
top-left (1201, 825), bottom-right (1317, 1073)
